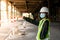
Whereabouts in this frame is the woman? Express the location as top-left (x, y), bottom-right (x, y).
top-left (36, 7), bottom-right (50, 40)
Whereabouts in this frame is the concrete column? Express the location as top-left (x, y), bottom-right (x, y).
top-left (0, 0), bottom-right (1, 26)
top-left (8, 2), bottom-right (12, 23)
top-left (1, 0), bottom-right (8, 27)
top-left (11, 5), bottom-right (15, 22)
top-left (16, 9), bottom-right (18, 20)
top-left (14, 7), bottom-right (17, 22)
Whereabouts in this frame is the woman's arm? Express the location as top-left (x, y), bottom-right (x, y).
top-left (40, 20), bottom-right (49, 39)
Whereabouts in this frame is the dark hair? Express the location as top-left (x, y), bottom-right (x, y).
top-left (45, 12), bottom-right (49, 19)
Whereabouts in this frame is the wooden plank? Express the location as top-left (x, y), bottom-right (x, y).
top-left (9, 0), bottom-right (25, 2)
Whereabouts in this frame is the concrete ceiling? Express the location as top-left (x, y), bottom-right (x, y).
top-left (9, 0), bottom-right (45, 13)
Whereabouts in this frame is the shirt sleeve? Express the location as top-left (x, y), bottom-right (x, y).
top-left (40, 20), bottom-right (49, 39)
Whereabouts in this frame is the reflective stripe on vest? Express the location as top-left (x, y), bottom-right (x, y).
top-left (36, 18), bottom-right (50, 40)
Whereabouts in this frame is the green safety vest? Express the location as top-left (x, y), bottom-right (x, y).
top-left (36, 18), bottom-right (50, 40)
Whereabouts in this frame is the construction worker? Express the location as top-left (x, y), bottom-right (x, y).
top-left (36, 7), bottom-right (50, 40)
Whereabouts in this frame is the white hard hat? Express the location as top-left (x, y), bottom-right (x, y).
top-left (40, 7), bottom-right (49, 13)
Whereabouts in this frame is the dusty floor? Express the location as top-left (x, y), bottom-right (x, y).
top-left (0, 20), bottom-right (60, 40)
